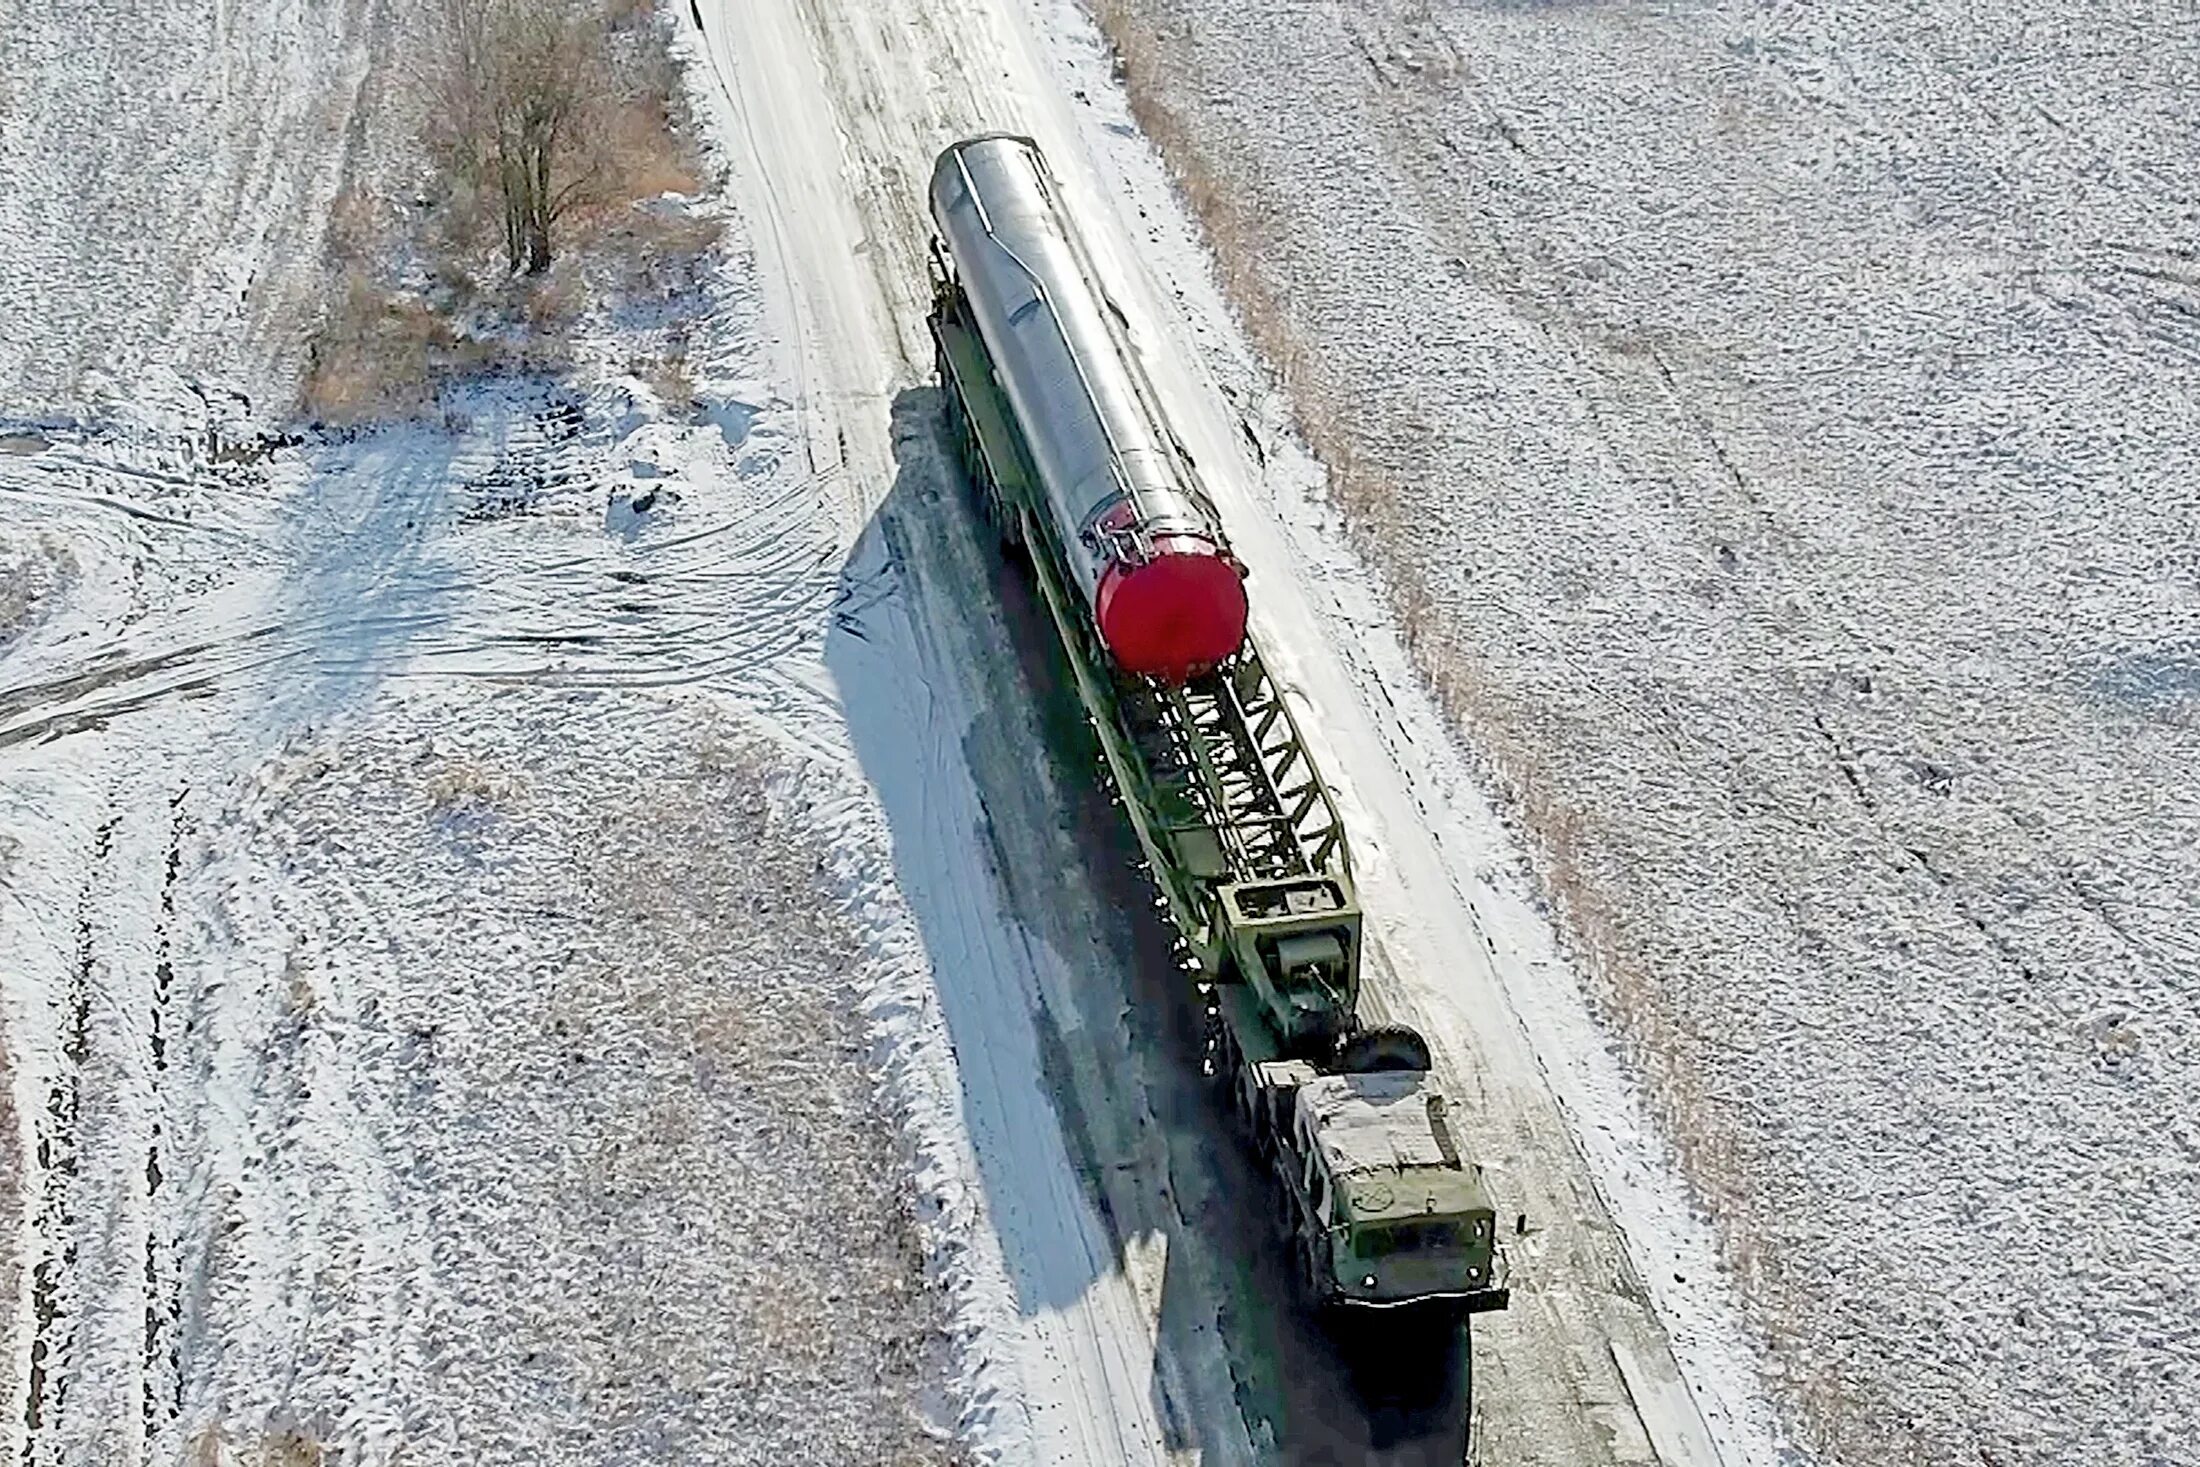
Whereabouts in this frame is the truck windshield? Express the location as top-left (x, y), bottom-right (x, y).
top-left (1353, 1220), bottom-right (1464, 1257)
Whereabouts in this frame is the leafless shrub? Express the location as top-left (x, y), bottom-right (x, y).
top-left (300, 265), bottom-right (457, 423)
top-left (427, 0), bottom-right (717, 275)
top-left (298, 0), bottom-right (722, 420)
top-left (642, 333), bottom-right (698, 414)
top-left (432, 0), bottom-right (613, 275)
top-left (564, 11), bottom-right (725, 286)
top-left (595, 35), bottom-right (708, 203)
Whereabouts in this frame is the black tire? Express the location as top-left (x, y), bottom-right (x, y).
top-left (1209, 1005), bottom-right (1242, 1104)
top-left (1333, 1023), bottom-right (1433, 1075)
top-left (1271, 1163), bottom-right (1301, 1243)
top-left (1296, 1234), bottom-right (1325, 1305)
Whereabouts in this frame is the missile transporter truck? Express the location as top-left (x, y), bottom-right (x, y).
top-left (926, 133), bottom-right (1510, 1319)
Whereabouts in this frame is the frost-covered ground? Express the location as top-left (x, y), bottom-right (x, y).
top-left (0, 365), bottom-right (975, 1460)
top-left (0, 0), bottom-right (989, 1445)
top-left (0, 0), bottom-right (382, 423)
top-left (175, 686), bottom-right (958, 1461)
top-left (1085, 0), bottom-right (2200, 1462)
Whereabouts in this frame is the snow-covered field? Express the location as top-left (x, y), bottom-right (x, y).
top-left (173, 684), bottom-right (961, 1461)
top-left (0, 0), bottom-right (984, 1450)
top-left (0, 372), bottom-right (978, 1461)
top-left (1084, 1), bottom-right (2200, 1462)
top-left (0, 0), bottom-right (384, 425)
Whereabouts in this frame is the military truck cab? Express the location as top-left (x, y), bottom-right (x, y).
top-left (1280, 1068), bottom-right (1511, 1315)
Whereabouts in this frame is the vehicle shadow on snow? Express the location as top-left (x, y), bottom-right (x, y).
top-left (826, 389), bottom-right (1469, 1466)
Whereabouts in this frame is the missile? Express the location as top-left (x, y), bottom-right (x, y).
top-left (931, 135), bottom-right (1248, 683)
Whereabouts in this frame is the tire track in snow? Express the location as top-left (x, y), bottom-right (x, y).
top-left (0, 389), bottom-right (842, 752)
top-left (141, 789), bottom-right (187, 1449)
top-left (197, 783), bottom-right (423, 1455)
top-left (5, 779), bottom-right (205, 1465)
top-left (19, 806), bottom-right (113, 1463)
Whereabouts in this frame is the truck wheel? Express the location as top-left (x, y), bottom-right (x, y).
top-left (1272, 1170), bottom-right (1300, 1242)
top-left (1213, 1019), bottom-right (1250, 1118)
top-left (1296, 1235), bottom-right (1329, 1310)
top-left (1334, 1024), bottom-right (1433, 1074)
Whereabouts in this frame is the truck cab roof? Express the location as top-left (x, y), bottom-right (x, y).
top-left (1297, 1070), bottom-right (1495, 1225)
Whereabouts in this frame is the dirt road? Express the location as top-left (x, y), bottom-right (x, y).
top-left (689, 0), bottom-right (1787, 1460)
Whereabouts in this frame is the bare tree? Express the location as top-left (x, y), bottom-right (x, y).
top-left (436, 0), bottom-right (608, 275)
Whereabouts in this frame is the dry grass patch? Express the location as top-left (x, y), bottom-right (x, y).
top-left (425, 758), bottom-right (527, 813)
top-left (599, 70), bottom-right (707, 202)
top-left (184, 1426), bottom-right (328, 1467)
top-left (640, 333), bottom-right (699, 414)
top-left (301, 266), bottom-right (458, 423)
top-left (297, 0), bottom-right (723, 425)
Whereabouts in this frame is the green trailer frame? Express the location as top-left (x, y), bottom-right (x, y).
top-left (930, 257), bottom-right (1365, 1057)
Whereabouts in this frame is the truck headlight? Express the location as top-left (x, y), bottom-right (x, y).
top-left (1362, 1274), bottom-right (1377, 1288)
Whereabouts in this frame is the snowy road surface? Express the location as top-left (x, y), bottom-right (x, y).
top-left (691, 0), bottom-right (1793, 1461)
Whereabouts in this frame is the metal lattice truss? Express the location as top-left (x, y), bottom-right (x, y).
top-left (1118, 647), bottom-right (1351, 889)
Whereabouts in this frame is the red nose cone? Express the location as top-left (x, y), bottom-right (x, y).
top-left (1094, 538), bottom-right (1248, 683)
